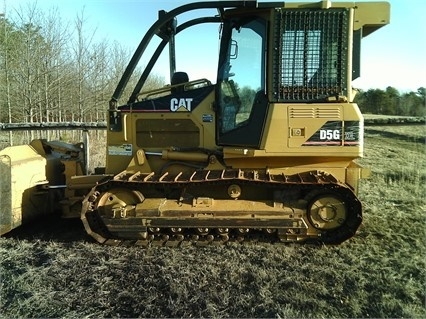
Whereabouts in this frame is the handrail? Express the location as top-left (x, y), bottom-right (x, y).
top-left (137, 78), bottom-right (212, 101)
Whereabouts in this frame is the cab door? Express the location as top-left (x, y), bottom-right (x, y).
top-left (216, 17), bottom-right (268, 148)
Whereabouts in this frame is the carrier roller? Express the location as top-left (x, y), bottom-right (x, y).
top-left (81, 169), bottom-right (362, 246)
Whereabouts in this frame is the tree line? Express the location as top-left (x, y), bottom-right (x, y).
top-left (1, 4), bottom-right (424, 130)
top-left (355, 87), bottom-right (425, 117)
top-left (0, 4), bottom-right (163, 128)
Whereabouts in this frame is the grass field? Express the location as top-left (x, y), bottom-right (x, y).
top-left (1, 124), bottom-right (425, 318)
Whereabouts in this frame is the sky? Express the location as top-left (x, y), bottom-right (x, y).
top-left (3, 0), bottom-right (426, 93)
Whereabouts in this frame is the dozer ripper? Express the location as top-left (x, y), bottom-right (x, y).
top-left (0, 1), bottom-right (390, 245)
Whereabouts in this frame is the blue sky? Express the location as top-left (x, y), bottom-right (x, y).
top-left (4, 0), bottom-right (426, 93)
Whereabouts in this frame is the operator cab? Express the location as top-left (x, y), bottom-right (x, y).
top-left (109, 1), bottom-right (387, 152)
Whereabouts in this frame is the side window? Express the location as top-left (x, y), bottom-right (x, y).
top-left (217, 18), bottom-right (268, 148)
top-left (219, 20), bottom-right (265, 134)
top-left (282, 30), bottom-right (322, 86)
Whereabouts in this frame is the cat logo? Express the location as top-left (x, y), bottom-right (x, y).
top-left (170, 98), bottom-right (193, 112)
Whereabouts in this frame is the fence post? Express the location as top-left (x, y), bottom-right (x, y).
top-left (83, 129), bottom-right (90, 174)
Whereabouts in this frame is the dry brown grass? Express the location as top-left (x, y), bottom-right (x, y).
top-left (1, 125), bottom-right (425, 318)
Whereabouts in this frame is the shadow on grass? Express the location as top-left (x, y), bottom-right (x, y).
top-left (3, 215), bottom-right (93, 243)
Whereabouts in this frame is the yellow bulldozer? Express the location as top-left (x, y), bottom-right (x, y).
top-left (0, 1), bottom-right (390, 245)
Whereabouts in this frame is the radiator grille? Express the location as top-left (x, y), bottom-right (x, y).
top-left (273, 9), bottom-right (349, 102)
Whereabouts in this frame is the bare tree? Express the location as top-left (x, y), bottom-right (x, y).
top-left (1, 1), bottom-right (167, 147)
top-left (0, 7), bottom-right (13, 144)
top-left (71, 9), bottom-right (97, 122)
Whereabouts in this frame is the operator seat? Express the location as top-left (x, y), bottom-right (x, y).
top-left (171, 72), bottom-right (189, 93)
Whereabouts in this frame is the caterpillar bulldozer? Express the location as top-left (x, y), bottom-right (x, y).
top-left (0, 1), bottom-right (390, 245)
